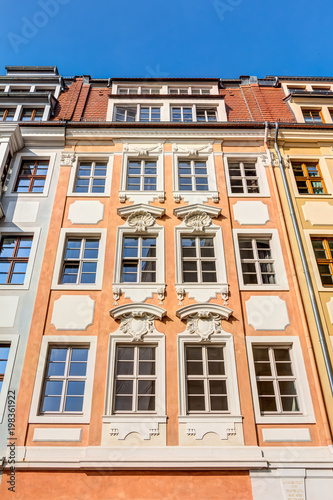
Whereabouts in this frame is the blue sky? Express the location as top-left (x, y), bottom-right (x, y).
top-left (0, 0), bottom-right (332, 79)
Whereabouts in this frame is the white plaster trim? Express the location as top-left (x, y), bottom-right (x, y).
top-left (0, 296), bottom-right (20, 328)
top-left (51, 228), bottom-right (107, 290)
top-left (0, 226), bottom-right (41, 290)
top-left (110, 303), bottom-right (166, 320)
top-left (104, 330), bottom-right (166, 441)
top-left (119, 147), bottom-right (164, 203)
top-left (262, 428), bottom-right (311, 442)
top-left (223, 154), bottom-right (271, 198)
top-left (245, 296), bottom-right (290, 331)
top-left (302, 201), bottom-right (333, 226)
top-left (172, 146), bottom-right (219, 203)
top-left (176, 303), bottom-right (233, 320)
top-left (177, 332), bottom-right (242, 438)
top-left (327, 297), bottom-right (333, 324)
top-left (113, 224), bottom-right (165, 302)
top-left (0, 334), bottom-right (19, 423)
top-left (51, 295), bottom-right (95, 331)
top-left (233, 228), bottom-right (289, 291)
top-left (33, 428), bottom-right (82, 442)
top-left (67, 154), bottom-right (113, 197)
top-left (68, 200), bottom-right (104, 225)
top-left (29, 336), bottom-right (97, 424)
top-left (246, 336), bottom-right (316, 424)
top-left (175, 223), bottom-right (228, 302)
top-left (6, 150), bottom-right (58, 198)
top-left (233, 201), bottom-right (270, 226)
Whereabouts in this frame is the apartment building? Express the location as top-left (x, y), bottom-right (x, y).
top-left (0, 68), bottom-right (332, 500)
top-left (0, 66), bottom-right (65, 457)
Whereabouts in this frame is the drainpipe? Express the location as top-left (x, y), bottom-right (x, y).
top-left (274, 122), bottom-right (333, 394)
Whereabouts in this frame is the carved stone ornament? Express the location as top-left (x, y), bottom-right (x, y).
top-left (173, 143), bottom-right (213, 157)
top-left (221, 285), bottom-right (229, 306)
top-left (123, 143), bottom-right (163, 156)
top-left (60, 153), bottom-right (76, 166)
top-left (127, 210), bottom-right (155, 232)
top-left (157, 287), bottom-right (165, 305)
top-left (119, 312), bottom-right (155, 341)
top-left (260, 154), bottom-right (270, 167)
top-left (283, 155), bottom-right (291, 168)
top-left (184, 210), bottom-right (212, 232)
top-left (113, 287), bottom-right (121, 306)
top-left (186, 312), bottom-right (223, 341)
top-left (176, 287), bottom-right (185, 305)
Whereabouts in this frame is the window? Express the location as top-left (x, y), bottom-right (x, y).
top-left (0, 108), bottom-right (15, 121)
top-left (35, 87), bottom-right (55, 94)
top-left (141, 87), bottom-right (160, 94)
top-left (39, 346), bottom-right (89, 414)
top-left (311, 237), bottom-right (333, 286)
top-left (126, 159), bottom-right (157, 191)
top-left (178, 160), bottom-right (208, 191)
top-left (15, 159), bottom-right (49, 193)
top-left (287, 86), bottom-right (306, 93)
top-left (181, 236), bottom-right (217, 283)
top-left (113, 345), bottom-right (156, 413)
top-left (229, 161), bottom-right (259, 194)
top-left (114, 106), bottom-right (136, 122)
top-left (185, 345), bottom-right (228, 413)
top-left (253, 346), bottom-right (300, 415)
top-left (196, 108), bottom-right (217, 122)
top-left (74, 161), bottom-right (107, 194)
top-left (302, 109), bottom-right (324, 124)
top-left (169, 88), bottom-right (189, 94)
top-left (61, 237), bottom-right (99, 284)
top-left (139, 106), bottom-right (160, 122)
top-left (1, 152), bottom-right (12, 190)
top-left (192, 88), bottom-right (211, 95)
top-left (9, 87), bottom-right (30, 93)
top-left (0, 344), bottom-right (10, 393)
top-left (20, 108), bottom-right (43, 121)
top-left (311, 86), bottom-right (331, 93)
top-left (0, 236), bottom-right (32, 284)
top-left (292, 162), bottom-right (327, 195)
top-left (239, 237), bottom-right (276, 285)
top-left (117, 87), bottom-right (138, 94)
top-left (171, 107), bottom-right (193, 122)
top-left (121, 236), bottom-right (156, 283)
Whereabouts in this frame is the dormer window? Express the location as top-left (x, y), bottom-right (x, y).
top-left (0, 108), bottom-right (15, 121)
top-left (196, 108), bottom-right (217, 122)
top-left (117, 87), bottom-right (138, 95)
top-left (21, 108), bottom-right (43, 122)
top-left (9, 86), bottom-right (31, 93)
top-left (302, 109), bottom-right (324, 124)
top-left (311, 86), bottom-right (331, 93)
top-left (169, 88), bottom-right (189, 95)
top-left (141, 88), bottom-right (160, 94)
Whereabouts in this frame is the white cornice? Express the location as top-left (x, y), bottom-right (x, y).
top-left (173, 203), bottom-right (221, 219)
top-left (176, 303), bottom-right (233, 321)
top-left (117, 203), bottom-right (165, 219)
top-left (110, 303), bottom-right (166, 320)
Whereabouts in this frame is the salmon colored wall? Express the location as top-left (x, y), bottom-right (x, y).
top-left (13, 139), bottom-right (331, 454)
top-left (0, 471), bottom-right (253, 500)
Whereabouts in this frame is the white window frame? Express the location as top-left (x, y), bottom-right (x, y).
top-left (0, 335), bottom-right (19, 423)
top-left (168, 86), bottom-right (212, 95)
top-left (304, 229), bottom-right (333, 292)
top-left (233, 229), bottom-right (289, 291)
top-left (120, 150), bottom-right (164, 204)
top-left (178, 331), bottom-right (242, 434)
top-left (173, 150), bottom-right (218, 204)
top-left (68, 155), bottom-right (113, 197)
top-left (51, 228), bottom-right (107, 290)
top-left (175, 224), bottom-right (227, 302)
top-left (6, 150), bottom-right (57, 198)
top-left (196, 107), bottom-right (218, 122)
top-left (115, 85), bottom-right (162, 95)
top-left (0, 227), bottom-right (41, 290)
top-left (224, 154), bottom-right (270, 197)
top-left (246, 336), bottom-right (315, 424)
top-left (287, 155), bottom-right (333, 198)
top-left (29, 336), bottom-right (97, 424)
top-left (180, 234), bottom-right (218, 284)
top-left (125, 158), bottom-right (158, 192)
top-left (177, 158), bottom-right (209, 192)
top-left (113, 225), bottom-right (165, 302)
top-left (103, 328), bottom-right (166, 441)
top-left (113, 104), bottom-right (162, 122)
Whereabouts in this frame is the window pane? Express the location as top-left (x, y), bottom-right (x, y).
top-left (64, 396), bottom-right (84, 412)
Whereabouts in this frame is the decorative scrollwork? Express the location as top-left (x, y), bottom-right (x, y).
top-left (60, 153), bottom-right (76, 166)
top-left (119, 312), bottom-right (155, 341)
top-left (127, 210), bottom-right (156, 231)
top-left (186, 312), bottom-right (222, 341)
top-left (184, 210), bottom-right (212, 232)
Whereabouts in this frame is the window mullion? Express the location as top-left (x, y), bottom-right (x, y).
top-left (196, 237), bottom-right (202, 283)
top-left (138, 237), bottom-right (142, 283)
top-left (203, 347), bottom-right (210, 412)
top-left (270, 348), bottom-right (282, 413)
top-left (133, 346), bottom-right (138, 412)
top-left (60, 349), bottom-right (70, 412)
